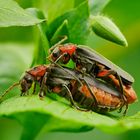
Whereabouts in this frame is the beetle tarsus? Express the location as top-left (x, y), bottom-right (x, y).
top-left (39, 91), bottom-right (45, 99)
top-left (123, 103), bottom-right (128, 116)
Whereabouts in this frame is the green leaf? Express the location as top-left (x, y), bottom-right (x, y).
top-left (0, 43), bottom-right (140, 139)
top-left (50, 20), bottom-right (69, 45)
top-left (0, 0), bottom-right (44, 27)
top-left (26, 8), bottom-right (50, 65)
top-left (1, 95), bottom-right (140, 140)
top-left (74, 0), bottom-right (87, 7)
top-left (89, 0), bottom-right (112, 15)
top-left (34, 0), bottom-right (74, 23)
top-left (0, 96), bottom-right (93, 139)
top-left (90, 15), bottom-right (128, 46)
top-left (36, 22), bottom-right (50, 64)
top-left (47, 1), bottom-right (90, 44)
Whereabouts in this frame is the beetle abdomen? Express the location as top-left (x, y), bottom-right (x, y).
top-left (77, 84), bottom-right (124, 112)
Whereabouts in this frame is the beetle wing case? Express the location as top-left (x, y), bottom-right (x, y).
top-left (49, 65), bottom-right (79, 80)
top-left (76, 45), bottom-right (134, 84)
top-left (49, 65), bottom-right (121, 97)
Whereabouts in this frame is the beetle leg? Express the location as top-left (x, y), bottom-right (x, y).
top-left (118, 106), bottom-right (123, 113)
top-left (48, 59), bottom-right (83, 86)
top-left (21, 91), bottom-right (29, 96)
top-left (88, 61), bottom-right (97, 76)
top-left (80, 78), bottom-right (98, 107)
top-left (97, 70), bottom-right (127, 105)
top-left (116, 73), bottom-right (127, 103)
top-left (97, 70), bottom-right (124, 93)
top-left (112, 74), bottom-right (128, 116)
top-left (123, 104), bottom-right (128, 116)
top-left (39, 73), bottom-right (47, 98)
top-left (20, 92), bottom-right (24, 96)
top-left (118, 102), bottom-right (128, 116)
top-left (48, 36), bottom-right (68, 54)
top-left (106, 72), bottom-right (128, 107)
top-left (76, 57), bottom-right (95, 75)
top-left (62, 84), bottom-right (89, 111)
top-left (81, 67), bottom-right (87, 78)
top-left (54, 53), bottom-right (66, 63)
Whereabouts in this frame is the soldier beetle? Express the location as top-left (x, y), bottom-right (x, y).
top-left (0, 65), bottom-right (137, 115)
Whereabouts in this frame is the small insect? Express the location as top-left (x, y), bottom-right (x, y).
top-left (0, 65), bottom-right (137, 115)
top-left (48, 37), bottom-right (135, 105)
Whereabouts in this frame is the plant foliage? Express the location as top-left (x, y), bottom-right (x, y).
top-left (0, 0), bottom-right (139, 139)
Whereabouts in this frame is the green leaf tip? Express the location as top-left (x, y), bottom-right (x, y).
top-left (25, 8), bottom-right (46, 19)
top-left (90, 15), bottom-right (128, 47)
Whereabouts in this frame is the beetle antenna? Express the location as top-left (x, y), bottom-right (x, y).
top-left (0, 82), bottom-right (20, 100)
top-left (48, 36), bottom-right (68, 53)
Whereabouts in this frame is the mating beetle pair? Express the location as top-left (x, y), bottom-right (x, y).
top-left (0, 38), bottom-right (137, 115)
top-left (1, 64), bottom-right (136, 114)
top-left (48, 38), bottom-right (137, 114)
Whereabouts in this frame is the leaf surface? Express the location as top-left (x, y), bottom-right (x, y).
top-left (89, 0), bottom-right (112, 14)
top-left (0, 0), bottom-right (44, 27)
top-left (47, 1), bottom-right (90, 44)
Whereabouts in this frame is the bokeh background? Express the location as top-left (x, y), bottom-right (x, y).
top-left (0, 0), bottom-right (140, 140)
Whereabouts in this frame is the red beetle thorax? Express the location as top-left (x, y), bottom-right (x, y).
top-left (28, 65), bottom-right (47, 77)
top-left (59, 44), bottom-right (76, 56)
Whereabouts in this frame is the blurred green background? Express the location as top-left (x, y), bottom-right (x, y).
top-left (0, 0), bottom-right (140, 140)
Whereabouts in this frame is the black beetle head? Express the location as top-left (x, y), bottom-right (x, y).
top-left (51, 45), bottom-right (71, 64)
top-left (20, 73), bottom-right (34, 93)
top-left (51, 47), bottom-right (61, 61)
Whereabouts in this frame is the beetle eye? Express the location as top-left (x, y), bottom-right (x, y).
top-left (64, 53), bottom-right (69, 58)
top-left (25, 77), bottom-right (33, 84)
top-left (27, 78), bottom-right (33, 83)
top-left (52, 48), bottom-right (60, 58)
top-left (62, 53), bottom-right (70, 64)
top-left (53, 52), bottom-right (58, 57)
